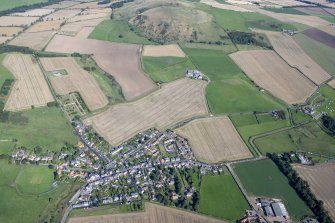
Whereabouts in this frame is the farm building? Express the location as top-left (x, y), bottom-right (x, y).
top-left (271, 202), bottom-right (289, 218)
top-left (186, 69), bottom-right (203, 80)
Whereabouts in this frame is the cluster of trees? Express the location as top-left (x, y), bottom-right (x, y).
top-left (110, 0), bottom-right (134, 9)
top-left (0, 0), bottom-right (63, 16)
top-left (321, 115), bottom-right (335, 136)
top-left (267, 153), bottom-right (333, 223)
top-left (0, 79), bottom-right (13, 97)
top-left (228, 31), bottom-right (272, 49)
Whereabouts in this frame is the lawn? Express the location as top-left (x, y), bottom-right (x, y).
top-left (0, 107), bottom-right (78, 154)
top-left (0, 0), bottom-right (47, 12)
top-left (142, 56), bottom-right (196, 83)
top-left (89, 19), bottom-right (153, 45)
top-left (199, 174), bottom-right (249, 222)
top-left (183, 47), bottom-right (285, 114)
top-left (234, 159), bottom-right (311, 220)
top-left (293, 33), bottom-right (335, 76)
top-left (254, 122), bottom-right (335, 155)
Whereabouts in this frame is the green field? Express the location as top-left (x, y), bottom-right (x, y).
top-left (89, 19), bottom-right (153, 44)
top-left (183, 47), bottom-right (284, 114)
top-left (0, 107), bottom-right (78, 154)
top-left (199, 174), bottom-right (249, 222)
top-left (294, 33), bottom-right (335, 76)
top-left (234, 159), bottom-right (311, 220)
top-left (290, 109), bottom-right (312, 125)
top-left (0, 54), bottom-right (13, 87)
top-left (142, 56), bottom-right (196, 83)
top-left (255, 122), bottom-right (335, 155)
top-left (262, 7), bottom-right (307, 15)
top-left (0, 0), bottom-right (47, 12)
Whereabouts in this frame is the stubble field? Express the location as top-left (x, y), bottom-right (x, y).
top-left (43, 9), bottom-right (81, 21)
top-left (0, 27), bottom-right (23, 36)
top-left (26, 20), bottom-right (63, 32)
top-left (0, 16), bottom-right (39, 26)
top-left (142, 44), bottom-right (186, 57)
top-left (294, 163), bottom-right (335, 220)
top-left (9, 31), bottom-right (55, 50)
top-left (230, 50), bottom-right (316, 104)
top-left (84, 78), bottom-right (208, 146)
top-left (12, 8), bottom-right (54, 17)
top-left (175, 116), bottom-right (252, 163)
top-left (59, 18), bottom-right (104, 36)
top-left (3, 54), bottom-right (54, 111)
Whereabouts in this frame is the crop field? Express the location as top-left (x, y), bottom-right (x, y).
top-left (263, 31), bottom-right (331, 85)
top-left (175, 116), bottom-right (252, 163)
top-left (329, 79), bottom-right (335, 89)
top-left (230, 50), bottom-right (316, 104)
top-left (9, 31), bottom-right (54, 50)
top-left (183, 47), bottom-right (284, 114)
top-left (41, 57), bottom-right (108, 111)
top-left (142, 56), bottom-right (196, 83)
top-left (142, 44), bottom-right (185, 57)
top-left (234, 159), bottom-right (311, 219)
top-left (0, 16), bottom-right (39, 26)
top-left (303, 28), bottom-right (335, 48)
top-left (0, 27), bottom-right (23, 36)
top-left (0, 36), bottom-right (11, 44)
top-left (84, 79), bottom-right (208, 146)
top-left (0, 0), bottom-right (47, 12)
top-left (294, 163), bottom-right (335, 220)
top-left (46, 34), bottom-right (157, 101)
top-left (12, 8), bottom-right (54, 17)
top-left (26, 20), bottom-right (63, 32)
top-left (200, 0), bottom-right (250, 12)
top-left (317, 25), bottom-right (335, 37)
top-left (67, 11), bottom-right (109, 23)
top-left (3, 53), bottom-right (54, 111)
top-left (69, 1), bottom-right (111, 9)
top-left (199, 174), bottom-right (249, 221)
top-left (294, 33), bottom-right (335, 76)
top-left (43, 0), bottom-right (79, 9)
top-left (69, 202), bottom-right (227, 223)
top-left (43, 9), bottom-right (81, 21)
top-left (59, 18), bottom-right (103, 36)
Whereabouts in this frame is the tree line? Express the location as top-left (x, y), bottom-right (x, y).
top-left (321, 115), bottom-right (335, 136)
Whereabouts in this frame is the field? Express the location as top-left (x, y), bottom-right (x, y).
top-left (26, 20), bottom-right (63, 32)
top-left (41, 57), bottom-right (108, 111)
top-left (0, 106), bottom-right (78, 153)
top-left (230, 50), bottom-right (316, 104)
top-left (234, 159), bottom-right (311, 219)
top-left (0, 0), bottom-right (47, 11)
top-left (294, 163), bottom-right (335, 220)
top-left (142, 44), bottom-right (185, 57)
top-left (263, 31), bottom-right (331, 85)
top-left (67, 11), bottom-right (109, 23)
top-left (303, 28), bottom-right (335, 48)
top-left (0, 36), bottom-right (12, 44)
top-left (199, 174), bottom-right (249, 221)
top-left (59, 18), bottom-right (104, 36)
top-left (43, 9), bottom-right (81, 21)
top-left (9, 31), bottom-right (54, 50)
top-left (12, 8), bottom-right (54, 17)
top-left (175, 116), bottom-right (252, 163)
top-left (43, 0), bottom-right (79, 9)
top-left (69, 202), bottom-right (227, 223)
top-left (46, 34), bottom-right (157, 101)
top-left (200, 0), bottom-right (250, 12)
top-left (294, 33), bottom-right (335, 76)
top-left (84, 78), bottom-right (208, 146)
top-left (3, 53), bottom-right (54, 111)
top-left (0, 16), bottom-right (39, 26)
top-left (0, 27), bottom-right (23, 37)
top-left (254, 122), bottom-right (335, 156)
top-left (329, 79), bottom-right (335, 89)
top-left (183, 47), bottom-right (284, 114)
top-left (142, 56), bottom-right (196, 83)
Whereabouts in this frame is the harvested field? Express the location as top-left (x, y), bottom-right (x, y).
top-left (69, 202), bottom-right (227, 223)
top-left (175, 116), bottom-right (251, 163)
top-left (200, 0), bottom-right (251, 12)
top-left (44, 9), bottom-right (81, 21)
top-left (295, 6), bottom-right (331, 15)
top-left (26, 20), bottom-right (63, 32)
top-left (294, 163), bottom-right (335, 220)
top-left (9, 31), bottom-right (54, 50)
top-left (230, 50), bottom-right (317, 104)
top-left (0, 16), bottom-right (39, 26)
top-left (328, 79), bottom-right (335, 89)
top-left (84, 79), bottom-right (208, 146)
top-left (59, 18), bottom-right (104, 36)
top-left (317, 25), bottom-right (335, 37)
top-left (40, 57), bottom-right (108, 111)
top-left (303, 28), bottom-right (335, 48)
top-left (67, 12), bottom-right (109, 23)
top-left (43, 0), bottom-right (79, 9)
top-left (142, 44), bottom-right (185, 57)
top-left (0, 36), bottom-right (12, 44)
top-left (46, 34), bottom-right (157, 101)
top-left (0, 27), bottom-right (23, 37)
top-left (3, 54), bottom-right (54, 111)
top-left (12, 9), bottom-right (54, 17)
top-left (263, 31), bottom-right (331, 85)
top-left (69, 2), bottom-right (111, 9)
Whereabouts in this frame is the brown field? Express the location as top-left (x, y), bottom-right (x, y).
top-left (263, 31), bottom-right (331, 85)
top-left (26, 20), bottom-right (63, 32)
top-left (200, 0), bottom-right (251, 12)
top-left (9, 31), bottom-right (54, 50)
top-left (0, 27), bottom-right (23, 36)
top-left (59, 18), bottom-right (104, 36)
top-left (46, 34), bottom-right (157, 101)
top-left (3, 53), bottom-right (54, 111)
top-left (303, 28), bottom-right (335, 48)
top-left (44, 9), bottom-right (81, 21)
top-left (142, 44), bottom-right (186, 57)
top-left (0, 36), bottom-right (12, 44)
top-left (69, 202), bottom-right (227, 223)
top-left (84, 78), bottom-right (208, 146)
top-left (295, 6), bottom-right (331, 15)
top-left (230, 50), bottom-right (317, 104)
top-left (43, 0), bottom-right (80, 9)
top-left (12, 8), bottom-right (54, 17)
top-left (317, 25), bottom-right (335, 37)
top-left (69, 1), bottom-right (111, 9)
top-left (175, 116), bottom-right (251, 163)
top-left (67, 12), bottom-right (109, 23)
top-left (0, 16), bottom-right (39, 26)
top-left (328, 79), bottom-right (335, 89)
top-left (294, 163), bottom-right (335, 220)
top-left (40, 57), bottom-right (108, 111)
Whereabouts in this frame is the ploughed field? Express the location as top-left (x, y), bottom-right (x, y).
top-left (175, 116), bottom-right (252, 163)
top-left (84, 78), bottom-right (208, 146)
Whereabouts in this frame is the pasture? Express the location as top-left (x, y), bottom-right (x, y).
top-left (9, 31), bottom-right (55, 50)
top-left (294, 163), bottom-right (335, 220)
top-left (200, 0), bottom-right (250, 12)
top-left (234, 159), bottom-right (311, 219)
top-left (41, 57), bottom-right (108, 111)
top-left (3, 53), bottom-right (54, 111)
top-left (84, 78), bottom-right (208, 146)
top-left (175, 116), bottom-right (252, 163)
top-left (183, 47), bottom-right (284, 114)
top-left (142, 44), bottom-right (185, 57)
top-left (199, 174), bottom-right (249, 221)
top-left (0, 0), bottom-right (47, 12)
top-left (230, 50), bottom-right (316, 104)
